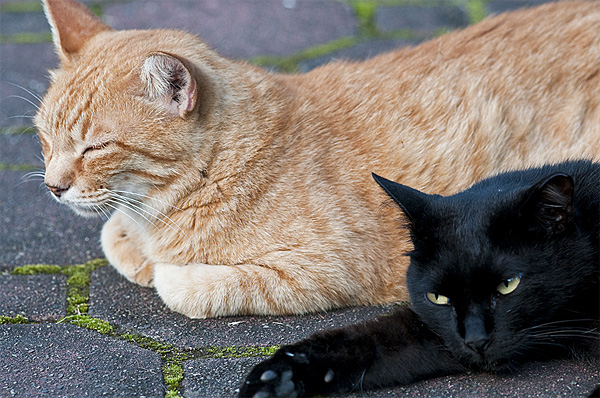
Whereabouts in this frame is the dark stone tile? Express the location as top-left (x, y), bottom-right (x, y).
top-left (0, 171), bottom-right (104, 269)
top-left (0, 44), bottom-right (57, 130)
top-left (0, 274), bottom-right (66, 321)
top-left (0, 11), bottom-right (49, 36)
top-left (486, 0), bottom-right (556, 15)
top-left (0, 134), bottom-right (44, 166)
top-left (89, 266), bottom-right (395, 348)
top-left (182, 357), bottom-right (262, 398)
top-left (103, 0), bottom-right (357, 58)
top-left (338, 359), bottom-right (600, 397)
top-left (0, 323), bottom-right (164, 397)
top-left (297, 37), bottom-right (423, 73)
top-left (376, 5), bottom-right (469, 34)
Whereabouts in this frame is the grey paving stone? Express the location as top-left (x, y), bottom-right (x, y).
top-left (486, 0), bottom-right (556, 15)
top-left (338, 359), bottom-right (600, 397)
top-left (0, 44), bottom-right (57, 129)
top-left (297, 37), bottom-right (424, 73)
top-left (376, 5), bottom-right (469, 34)
top-left (0, 171), bottom-right (104, 269)
top-left (0, 134), bottom-right (44, 166)
top-left (103, 0), bottom-right (357, 58)
top-left (0, 274), bottom-right (66, 321)
top-left (0, 10), bottom-right (49, 36)
top-left (89, 265), bottom-right (396, 348)
top-left (0, 323), bottom-right (164, 397)
top-left (182, 357), bottom-right (262, 398)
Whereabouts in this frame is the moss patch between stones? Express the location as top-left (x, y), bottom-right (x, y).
top-left (0, 314), bottom-right (29, 325)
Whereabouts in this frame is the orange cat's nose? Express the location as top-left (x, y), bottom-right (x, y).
top-left (46, 184), bottom-right (70, 198)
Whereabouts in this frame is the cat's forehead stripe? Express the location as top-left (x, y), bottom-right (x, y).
top-left (51, 65), bottom-right (107, 141)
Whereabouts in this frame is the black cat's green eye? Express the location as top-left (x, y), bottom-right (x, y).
top-left (426, 292), bottom-right (450, 305)
top-left (497, 275), bottom-right (521, 295)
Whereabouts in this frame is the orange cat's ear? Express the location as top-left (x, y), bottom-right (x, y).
top-left (140, 53), bottom-right (198, 119)
top-left (42, 0), bottom-right (112, 62)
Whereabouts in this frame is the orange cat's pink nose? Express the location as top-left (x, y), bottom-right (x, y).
top-left (46, 184), bottom-right (69, 198)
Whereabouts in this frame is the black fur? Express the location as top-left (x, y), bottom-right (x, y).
top-left (240, 160), bottom-right (599, 397)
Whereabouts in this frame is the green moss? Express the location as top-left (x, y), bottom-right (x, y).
top-left (250, 36), bottom-right (358, 73)
top-left (163, 363), bottom-right (184, 398)
top-left (59, 315), bottom-right (114, 334)
top-left (0, 1), bottom-right (43, 13)
top-left (352, 1), bottom-right (378, 37)
top-left (0, 314), bottom-right (29, 325)
top-left (202, 345), bottom-right (280, 359)
top-left (121, 333), bottom-right (179, 357)
top-left (12, 264), bottom-right (62, 275)
top-left (0, 126), bottom-right (37, 135)
top-left (465, 0), bottom-right (487, 24)
top-left (0, 32), bottom-right (53, 44)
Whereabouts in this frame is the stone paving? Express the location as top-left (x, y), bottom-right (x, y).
top-left (0, 0), bottom-right (598, 397)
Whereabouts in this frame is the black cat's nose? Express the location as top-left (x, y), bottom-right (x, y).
top-left (463, 313), bottom-right (490, 354)
top-left (46, 183), bottom-right (70, 198)
top-left (465, 335), bottom-right (491, 353)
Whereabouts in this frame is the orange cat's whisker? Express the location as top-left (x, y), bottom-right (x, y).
top-left (109, 191), bottom-right (188, 237)
top-left (4, 81), bottom-right (43, 103)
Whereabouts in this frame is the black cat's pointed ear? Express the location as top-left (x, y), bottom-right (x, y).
top-left (372, 173), bottom-right (428, 227)
top-left (140, 52), bottom-right (198, 119)
top-left (523, 173), bottom-right (574, 235)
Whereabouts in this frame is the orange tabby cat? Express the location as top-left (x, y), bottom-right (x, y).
top-left (36, 0), bottom-right (599, 318)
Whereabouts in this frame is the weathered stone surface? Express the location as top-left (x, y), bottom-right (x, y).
top-left (297, 37), bottom-right (424, 73)
top-left (0, 44), bottom-right (56, 130)
top-left (103, 0), bottom-right (357, 58)
top-left (0, 274), bottom-right (66, 321)
top-left (376, 5), bottom-right (469, 33)
top-left (0, 134), bottom-right (44, 166)
top-left (0, 171), bottom-right (104, 270)
top-left (0, 323), bottom-right (164, 397)
top-left (90, 265), bottom-right (395, 348)
top-left (182, 357), bottom-right (263, 398)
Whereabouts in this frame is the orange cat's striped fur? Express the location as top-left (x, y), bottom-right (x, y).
top-left (36, 0), bottom-right (599, 318)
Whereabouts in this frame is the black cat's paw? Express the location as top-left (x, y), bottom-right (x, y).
top-left (239, 349), bottom-right (336, 398)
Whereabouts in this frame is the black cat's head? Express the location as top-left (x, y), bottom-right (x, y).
top-left (373, 171), bottom-right (593, 371)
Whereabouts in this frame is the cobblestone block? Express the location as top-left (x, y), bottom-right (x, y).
top-left (0, 134), bottom-right (43, 166)
top-left (298, 37), bottom-right (424, 73)
top-left (0, 274), bottom-right (66, 321)
top-left (376, 5), bottom-right (469, 34)
top-left (103, 0), bottom-right (357, 58)
top-left (486, 0), bottom-right (556, 15)
top-left (0, 44), bottom-right (57, 130)
top-left (90, 265), bottom-right (395, 348)
top-left (0, 323), bottom-right (164, 397)
top-left (0, 10), bottom-right (49, 36)
top-left (0, 171), bottom-right (103, 269)
top-left (182, 357), bottom-right (262, 397)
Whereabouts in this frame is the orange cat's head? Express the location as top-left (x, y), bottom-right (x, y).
top-left (35, 0), bottom-right (215, 217)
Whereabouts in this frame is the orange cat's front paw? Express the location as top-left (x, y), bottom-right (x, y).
top-left (132, 260), bottom-right (154, 287)
top-left (101, 214), bottom-right (155, 287)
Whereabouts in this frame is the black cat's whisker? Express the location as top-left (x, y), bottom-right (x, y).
top-left (523, 318), bottom-right (598, 330)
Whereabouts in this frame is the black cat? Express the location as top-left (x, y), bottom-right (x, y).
top-left (240, 160), bottom-right (599, 397)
